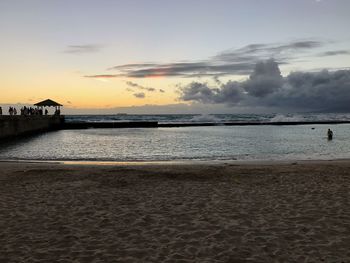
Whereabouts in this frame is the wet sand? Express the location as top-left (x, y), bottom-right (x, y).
top-left (0, 160), bottom-right (349, 262)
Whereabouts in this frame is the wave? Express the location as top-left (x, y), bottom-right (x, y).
top-left (269, 114), bottom-right (305, 122)
top-left (188, 114), bottom-right (222, 123)
top-left (64, 113), bottom-right (350, 125)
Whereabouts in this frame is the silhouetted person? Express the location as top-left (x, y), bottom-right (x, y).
top-left (0, 106), bottom-right (2, 115)
top-left (327, 129), bottom-right (333, 140)
top-left (45, 109), bottom-right (48, 115)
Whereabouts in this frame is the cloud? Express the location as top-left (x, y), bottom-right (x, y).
top-left (215, 40), bottom-right (322, 62)
top-left (180, 82), bottom-right (220, 103)
top-left (159, 89), bottom-right (165, 93)
top-left (84, 74), bottom-right (118, 78)
top-left (114, 62), bottom-right (255, 78)
top-left (272, 70), bottom-right (350, 111)
top-left (85, 39), bottom-right (327, 79)
top-left (213, 76), bottom-right (222, 85)
top-left (125, 81), bottom-right (156, 92)
top-left (180, 81), bottom-right (244, 105)
top-left (108, 63), bottom-right (159, 70)
top-left (243, 59), bottom-right (283, 97)
top-left (64, 44), bottom-right (101, 54)
top-left (179, 59), bottom-right (350, 112)
top-left (133, 92), bottom-right (146, 98)
top-left (319, 50), bottom-right (350, 56)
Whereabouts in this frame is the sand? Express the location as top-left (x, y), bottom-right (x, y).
top-left (0, 160), bottom-right (349, 262)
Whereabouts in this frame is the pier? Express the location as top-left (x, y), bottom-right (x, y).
top-left (0, 115), bottom-right (64, 140)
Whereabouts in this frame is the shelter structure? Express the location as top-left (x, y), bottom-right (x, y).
top-left (34, 99), bottom-right (63, 115)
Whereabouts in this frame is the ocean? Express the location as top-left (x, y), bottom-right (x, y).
top-left (64, 112), bottom-right (350, 124)
top-left (0, 113), bottom-right (350, 162)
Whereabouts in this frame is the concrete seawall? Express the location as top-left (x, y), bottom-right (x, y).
top-left (0, 115), bottom-right (64, 140)
top-left (63, 121), bottom-right (158, 129)
top-left (63, 120), bottom-right (350, 129)
top-left (2, 116), bottom-right (350, 141)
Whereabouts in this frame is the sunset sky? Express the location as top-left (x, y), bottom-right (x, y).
top-left (1, 0), bottom-right (349, 114)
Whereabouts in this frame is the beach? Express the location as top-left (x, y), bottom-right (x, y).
top-left (0, 160), bottom-right (349, 262)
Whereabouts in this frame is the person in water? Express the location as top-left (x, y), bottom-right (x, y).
top-left (327, 129), bottom-right (333, 140)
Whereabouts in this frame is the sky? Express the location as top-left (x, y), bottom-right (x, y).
top-left (0, 0), bottom-right (349, 114)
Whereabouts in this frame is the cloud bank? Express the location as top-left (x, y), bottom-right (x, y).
top-left (179, 59), bottom-right (350, 112)
top-left (85, 39), bottom-right (334, 79)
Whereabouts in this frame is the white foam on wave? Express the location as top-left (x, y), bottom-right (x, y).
top-left (269, 114), bottom-right (305, 122)
top-left (189, 114), bottom-right (221, 123)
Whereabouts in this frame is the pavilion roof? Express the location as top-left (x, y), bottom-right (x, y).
top-left (34, 99), bottom-right (63, 107)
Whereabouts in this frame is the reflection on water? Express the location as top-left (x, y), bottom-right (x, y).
top-left (0, 125), bottom-right (349, 161)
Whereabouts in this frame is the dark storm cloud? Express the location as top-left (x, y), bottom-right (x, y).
top-left (179, 59), bottom-right (350, 112)
top-left (180, 81), bottom-right (244, 105)
top-left (243, 59), bottom-right (283, 97)
top-left (64, 44), bottom-right (102, 54)
top-left (86, 39), bottom-right (326, 79)
top-left (269, 69), bottom-right (350, 111)
top-left (133, 92), bottom-right (146, 98)
top-left (180, 82), bottom-right (220, 103)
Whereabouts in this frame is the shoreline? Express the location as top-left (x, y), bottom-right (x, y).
top-left (1, 157), bottom-right (350, 166)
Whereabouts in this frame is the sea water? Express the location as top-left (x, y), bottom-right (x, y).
top-left (64, 113), bottom-right (350, 124)
top-left (0, 117), bottom-right (349, 161)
